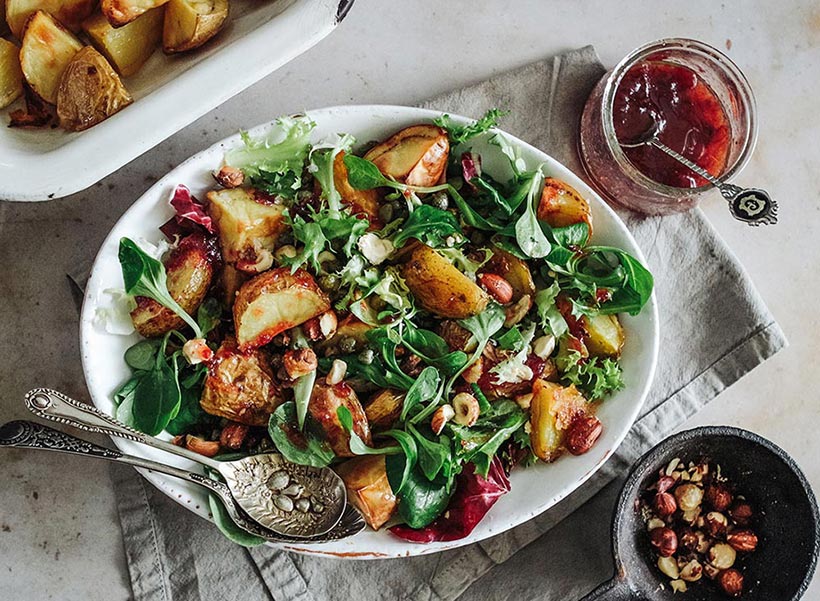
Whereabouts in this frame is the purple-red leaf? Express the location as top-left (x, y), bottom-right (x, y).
top-left (461, 152), bottom-right (482, 188)
top-left (160, 185), bottom-right (214, 239)
top-left (389, 457), bottom-right (510, 543)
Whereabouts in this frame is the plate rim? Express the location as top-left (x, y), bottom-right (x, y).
top-left (80, 103), bottom-right (659, 558)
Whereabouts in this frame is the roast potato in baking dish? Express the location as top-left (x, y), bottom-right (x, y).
top-left (56, 46), bottom-right (133, 131)
top-left (102, 0), bottom-right (170, 27)
top-left (162, 0), bottom-right (227, 53)
top-left (308, 380), bottom-right (371, 458)
top-left (6, 0), bottom-right (96, 38)
top-left (233, 267), bottom-right (330, 351)
top-left (0, 39), bottom-right (22, 109)
top-left (83, 7), bottom-right (164, 77)
top-left (129, 233), bottom-right (215, 337)
top-left (363, 124), bottom-right (449, 187)
top-left (200, 337), bottom-right (283, 426)
top-left (402, 243), bottom-right (489, 319)
top-left (336, 455), bottom-right (397, 530)
top-left (19, 10), bottom-right (83, 104)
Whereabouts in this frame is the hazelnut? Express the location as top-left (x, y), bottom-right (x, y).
top-left (657, 556), bottom-right (680, 579)
top-left (565, 414), bottom-right (603, 455)
top-left (656, 475), bottom-right (676, 493)
top-left (675, 483), bottom-right (704, 511)
top-left (695, 530), bottom-right (711, 554)
top-left (219, 422), bottom-right (249, 450)
top-left (678, 527), bottom-right (699, 553)
top-left (431, 404), bottom-right (455, 435)
top-left (718, 568), bottom-right (744, 597)
top-left (184, 435), bottom-right (220, 457)
top-left (728, 501), bottom-right (753, 526)
top-left (326, 359), bottom-right (348, 385)
top-left (213, 165), bottom-right (245, 188)
top-left (650, 527), bottom-right (678, 557)
top-left (705, 483), bottom-right (733, 512)
top-left (647, 517), bottom-right (666, 531)
top-left (681, 506), bottom-right (702, 525)
top-left (707, 543), bottom-right (737, 570)
top-left (452, 392), bottom-right (480, 427)
top-left (654, 492), bottom-right (677, 517)
top-left (670, 580), bottom-right (687, 593)
top-left (703, 562), bottom-right (721, 580)
top-left (477, 273), bottom-right (514, 304)
top-left (704, 511), bottom-right (729, 538)
top-left (679, 559), bottom-right (703, 582)
top-left (462, 356), bottom-right (484, 384)
top-left (727, 529), bottom-right (758, 552)
top-left (283, 348), bottom-right (318, 379)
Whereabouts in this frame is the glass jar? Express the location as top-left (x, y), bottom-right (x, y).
top-left (579, 38), bottom-right (758, 215)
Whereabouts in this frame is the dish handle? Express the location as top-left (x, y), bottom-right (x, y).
top-left (578, 577), bottom-right (633, 601)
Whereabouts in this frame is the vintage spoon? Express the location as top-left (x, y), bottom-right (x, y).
top-left (24, 388), bottom-right (350, 539)
top-left (0, 419), bottom-right (362, 544)
top-left (619, 119), bottom-right (778, 226)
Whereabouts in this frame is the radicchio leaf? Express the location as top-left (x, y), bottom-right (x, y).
top-left (160, 185), bottom-right (214, 239)
top-left (460, 152), bottom-right (482, 189)
top-left (389, 456), bottom-right (510, 543)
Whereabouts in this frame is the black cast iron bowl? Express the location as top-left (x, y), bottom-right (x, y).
top-left (581, 426), bottom-right (820, 600)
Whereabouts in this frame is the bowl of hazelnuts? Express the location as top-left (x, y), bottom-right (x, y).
top-left (580, 427), bottom-right (819, 600)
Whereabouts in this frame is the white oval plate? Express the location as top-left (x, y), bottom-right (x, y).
top-left (80, 105), bottom-right (659, 558)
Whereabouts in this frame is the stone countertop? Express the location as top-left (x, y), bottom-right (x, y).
top-left (1, 1), bottom-right (818, 599)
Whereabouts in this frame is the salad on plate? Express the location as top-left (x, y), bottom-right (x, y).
top-left (104, 109), bottom-right (654, 544)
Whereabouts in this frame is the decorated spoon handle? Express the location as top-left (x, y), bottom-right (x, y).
top-left (24, 388), bottom-right (220, 470)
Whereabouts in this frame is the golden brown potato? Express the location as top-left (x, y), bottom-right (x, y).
top-left (233, 267), bottom-right (330, 351)
top-left (56, 46), bottom-right (133, 131)
top-left (336, 455), bottom-right (397, 530)
top-left (217, 262), bottom-right (247, 309)
top-left (162, 0), bottom-right (227, 53)
top-left (19, 10), bottom-right (83, 104)
top-left (130, 233), bottom-right (216, 337)
top-left (334, 150), bottom-right (381, 224)
top-left (363, 124), bottom-right (449, 187)
top-left (6, 0), bottom-right (96, 37)
top-left (485, 246), bottom-right (536, 302)
top-left (83, 7), bottom-right (163, 77)
top-left (537, 177), bottom-right (593, 235)
top-left (315, 315), bottom-right (373, 356)
top-left (0, 38), bottom-right (22, 109)
top-left (364, 388), bottom-right (404, 431)
top-left (402, 244), bottom-right (489, 319)
top-left (308, 380), bottom-right (371, 457)
top-left (529, 379), bottom-right (588, 462)
top-left (206, 187), bottom-right (287, 273)
top-left (583, 313), bottom-right (624, 357)
top-left (102, 0), bottom-right (170, 27)
top-left (200, 338), bottom-right (283, 426)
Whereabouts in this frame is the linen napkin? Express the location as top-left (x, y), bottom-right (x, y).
top-left (101, 46), bottom-right (786, 601)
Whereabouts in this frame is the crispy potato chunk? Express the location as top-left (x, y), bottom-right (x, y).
top-left (6, 0), bottom-right (96, 38)
top-left (19, 11), bottom-right (83, 104)
top-left (308, 380), bottom-right (371, 457)
top-left (83, 8), bottom-right (164, 77)
top-left (162, 0), bottom-right (227, 53)
top-left (485, 246), bottom-right (536, 302)
top-left (0, 39), bottom-right (22, 109)
top-left (129, 233), bottom-right (216, 337)
top-left (334, 150), bottom-right (381, 224)
top-left (537, 177), bottom-right (593, 235)
top-left (233, 267), bottom-right (330, 351)
top-left (364, 388), bottom-right (404, 431)
top-left (56, 46), bottom-right (133, 131)
top-left (529, 379), bottom-right (587, 462)
top-left (583, 313), bottom-right (624, 357)
top-left (336, 455), bottom-right (397, 530)
top-left (363, 124), bottom-right (449, 187)
top-left (402, 244), bottom-right (489, 319)
top-left (206, 187), bottom-right (287, 274)
top-left (200, 338), bottom-right (283, 426)
top-left (102, 0), bottom-right (170, 27)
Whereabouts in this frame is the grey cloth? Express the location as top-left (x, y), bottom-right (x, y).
top-left (107, 46), bottom-right (787, 601)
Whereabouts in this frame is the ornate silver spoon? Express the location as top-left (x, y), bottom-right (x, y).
top-left (24, 388), bottom-right (352, 540)
top-left (620, 119), bottom-right (778, 226)
top-left (0, 419), bottom-right (362, 543)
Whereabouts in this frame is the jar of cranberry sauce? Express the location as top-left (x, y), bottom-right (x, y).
top-left (579, 39), bottom-right (758, 215)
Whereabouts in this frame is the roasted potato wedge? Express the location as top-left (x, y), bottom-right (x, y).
top-left (336, 455), bottom-right (397, 530)
top-left (19, 10), bottom-right (82, 104)
top-left (334, 150), bottom-right (381, 224)
top-left (162, 0), bottom-right (227, 53)
top-left (233, 267), bottom-right (330, 351)
top-left (364, 388), bottom-right (404, 432)
top-left (129, 233), bottom-right (216, 337)
top-left (485, 246), bottom-right (536, 302)
top-left (56, 46), bottom-right (133, 131)
top-left (537, 177), bottom-right (593, 235)
top-left (363, 124), bottom-right (449, 187)
top-left (402, 244), bottom-right (489, 319)
top-left (200, 338), bottom-right (283, 426)
top-left (583, 313), bottom-right (624, 357)
top-left (83, 7), bottom-right (163, 77)
top-left (217, 263), bottom-right (247, 309)
top-left (206, 187), bottom-right (287, 273)
top-left (308, 380), bottom-right (371, 457)
top-left (102, 0), bottom-right (170, 27)
top-left (0, 38), bottom-right (22, 109)
top-left (6, 0), bottom-right (96, 37)
top-left (529, 379), bottom-right (587, 462)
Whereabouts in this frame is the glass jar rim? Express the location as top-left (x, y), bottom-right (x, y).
top-left (601, 38), bottom-right (758, 198)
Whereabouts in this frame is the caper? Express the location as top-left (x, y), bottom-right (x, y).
top-left (429, 192), bottom-right (449, 210)
top-left (378, 204), bottom-right (394, 224)
top-left (357, 349), bottom-right (375, 365)
top-left (338, 336), bottom-right (356, 353)
top-left (320, 274), bottom-right (340, 291)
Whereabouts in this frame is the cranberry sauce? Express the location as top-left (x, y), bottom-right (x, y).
top-left (613, 61), bottom-right (730, 188)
